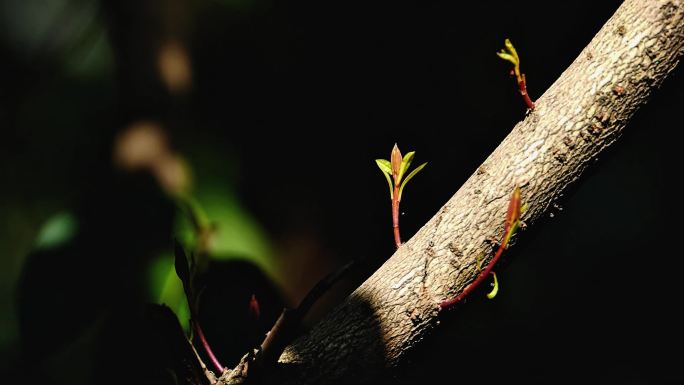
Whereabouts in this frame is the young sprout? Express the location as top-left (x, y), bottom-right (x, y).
top-left (497, 39), bottom-right (535, 110)
top-left (375, 144), bottom-right (427, 248)
top-left (440, 186), bottom-right (526, 310)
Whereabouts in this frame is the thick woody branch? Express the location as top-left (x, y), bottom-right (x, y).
top-left (265, 1), bottom-right (682, 384)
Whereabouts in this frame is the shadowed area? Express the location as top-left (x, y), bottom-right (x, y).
top-left (273, 294), bottom-right (388, 385)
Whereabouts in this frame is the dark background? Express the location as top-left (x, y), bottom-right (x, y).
top-left (1, 0), bottom-right (682, 384)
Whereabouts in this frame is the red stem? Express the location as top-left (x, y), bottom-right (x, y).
top-left (194, 320), bottom-right (224, 374)
top-left (439, 241), bottom-right (506, 310)
top-left (392, 186), bottom-right (401, 248)
top-left (518, 79), bottom-right (535, 110)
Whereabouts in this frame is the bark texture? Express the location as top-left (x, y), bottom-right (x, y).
top-left (272, 1), bottom-right (682, 383)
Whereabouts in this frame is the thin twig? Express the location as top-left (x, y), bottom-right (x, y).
top-left (257, 259), bottom-right (357, 368)
top-left (392, 186), bottom-right (402, 248)
top-left (438, 241), bottom-right (505, 309)
top-left (440, 187), bottom-right (522, 309)
top-left (194, 320), bottom-right (224, 374)
top-left (518, 78), bottom-right (535, 110)
top-left (296, 259), bottom-right (356, 316)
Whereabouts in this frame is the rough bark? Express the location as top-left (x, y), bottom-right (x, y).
top-left (268, 1), bottom-right (683, 384)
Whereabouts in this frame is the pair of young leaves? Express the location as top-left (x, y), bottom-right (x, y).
top-left (497, 38), bottom-right (525, 85)
top-left (375, 144), bottom-right (427, 201)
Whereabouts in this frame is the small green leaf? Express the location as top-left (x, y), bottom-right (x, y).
top-left (504, 218), bottom-right (525, 249)
top-left (504, 38), bottom-right (519, 62)
top-left (496, 51), bottom-right (517, 66)
top-left (375, 159), bottom-right (392, 175)
top-left (486, 271), bottom-right (499, 299)
top-left (35, 211), bottom-right (78, 250)
top-left (375, 159), bottom-right (394, 199)
top-left (383, 173), bottom-right (393, 199)
top-left (398, 162), bottom-right (427, 201)
top-left (398, 151), bottom-right (415, 183)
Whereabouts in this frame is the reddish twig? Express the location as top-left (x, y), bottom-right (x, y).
top-left (174, 240), bottom-right (225, 375)
top-left (258, 259), bottom-right (357, 368)
top-left (390, 144), bottom-right (403, 248)
top-left (440, 186), bottom-right (523, 310)
top-left (392, 185), bottom-right (401, 248)
top-left (194, 320), bottom-right (224, 374)
top-left (439, 243), bottom-right (505, 309)
top-left (518, 76), bottom-right (535, 110)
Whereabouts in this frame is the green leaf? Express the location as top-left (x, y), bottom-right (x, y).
top-left (504, 38), bottom-right (519, 61)
top-left (179, 195), bottom-right (211, 234)
top-left (486, 272), bottom-right (499, 299)
top-left (146, 257), bottom-right (191, 332)
top-left (375, 159), bottom-right (392, 175)
top-left (398, 151), bottom-right (415, 182)
top-left (35, 211), bottom-right (78, 250)
top-left (496, 51), bottom-right (517, 66)
top-left (398, 162), bottom-right (427, 201)
top-left (376, 159), bottom-right (394, 199)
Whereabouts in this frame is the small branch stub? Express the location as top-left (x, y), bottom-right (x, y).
top-left (497, 38), bottom-right (536, 110)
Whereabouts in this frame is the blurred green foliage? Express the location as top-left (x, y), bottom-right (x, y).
top-left (148, 253), bottom-right (191, 330)
top-left (0, 0), bottom-right (277, 368)
top-left (35, 212), bottom-right (79, 250)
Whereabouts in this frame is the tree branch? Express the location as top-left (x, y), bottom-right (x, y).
top-left (262, 1), bottom-right (682, 384)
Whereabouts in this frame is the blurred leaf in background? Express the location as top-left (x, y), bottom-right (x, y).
top-left (0, 1), bottom-right (278, 382)
top-left (0, 0), bottom-right (115, 369)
